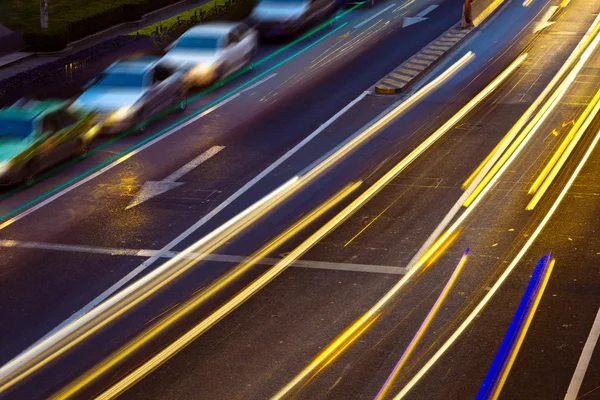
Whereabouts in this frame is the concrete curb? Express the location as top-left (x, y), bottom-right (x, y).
top-left (0, 52), bottom-right (35, 70)
top-left (375, 23), bottom-right (472, 94)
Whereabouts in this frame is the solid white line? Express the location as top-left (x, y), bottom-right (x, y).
top-left (164, 146), bottom-right (225, 182)
top-left (353, 3), bottom-right (397, 29)
top-left (240, 73), bottom-right (277, 93)
top-left (38, 90), bottom-right (369, 338)
top-left (564, 306), bottom-right (600, 400)
top-left (0, 239), bottom-right (406, 274)
top-left (0, 95), bottom-right (240, 231)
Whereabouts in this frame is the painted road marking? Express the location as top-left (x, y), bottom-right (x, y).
top-left (564, 305), bottom-right (600, 400)
top-left (353, 3), bottom-right (397, 29)
top-left (126, 145), bottom-right (225, 209)
top-left (402, 4), bottom-right (439, 28)
top-left (0, 95), bottom-right (239, 230)
top-left (38, 89), bottom-right (369, 340)
top-left (240, 73), bottom-right (277, 93)
top-left (0, 239), bottom-right (407, 275)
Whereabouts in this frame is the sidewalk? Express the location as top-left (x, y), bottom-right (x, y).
top-left (0, 0), bottom-right (208, 81)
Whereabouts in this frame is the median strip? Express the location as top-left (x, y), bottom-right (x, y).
top-left (375, 24), bottom-right (471, 94)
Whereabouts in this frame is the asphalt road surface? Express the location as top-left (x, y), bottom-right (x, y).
top-left (2, 0), bottom-right (600, 399)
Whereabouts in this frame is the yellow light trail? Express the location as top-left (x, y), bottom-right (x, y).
top-left (375, 249), bottom-right (469, 400)
top-left (489, 258), bottom-right (555, 400)
top-left (54, 182), bottom-right (362, 400)
top-left (393, 126), bottom-right (600, 400)
top-left (527, 84), bottom-right (600, 209)
top-left (0, 176), bottom-right (300, 395)
top-left (272, 53), bottom-right (525, 400)
top-left (522, 0), bottom-right (533, 7)
top-left (0, 52), bottom-right (472, 394)
top-left (463, 15), bottom-right (600, 204)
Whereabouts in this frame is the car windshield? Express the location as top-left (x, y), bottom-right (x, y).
top-left (94, 72), bottom-right (146, 89)
top-left (173, 35), bottom-right (220, 51)
top-left (0, 117), bottom-right (33, 139)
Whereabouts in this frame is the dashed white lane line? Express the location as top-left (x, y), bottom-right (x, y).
top-left (0, 239), bottom-right (407, 275)
top-left (240, 73), bottom-right (277, 93)
top-left (565, 305), bottom-right (600, 400)
top-left (353, 3), bottom-right (397, 29)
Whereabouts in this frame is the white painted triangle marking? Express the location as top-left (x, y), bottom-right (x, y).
top-left (403, 4), bottom-right (438, 28)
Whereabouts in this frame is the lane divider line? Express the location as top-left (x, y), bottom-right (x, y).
top-left (353, 3), bottom-right (397, 29)
top-left (477, 254), bottom-right (554, 400)
top-left (565, 305), bottom-right (600, 399)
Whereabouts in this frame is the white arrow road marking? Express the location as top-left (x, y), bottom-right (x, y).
top-left (352, 3), bottom-right (396, 29)
top-left (534, 6), bottom-right (558, 33)
top-left (402, 4), bottom-right (438, 28)
top-left (126, 145), bottom-right (225, 209)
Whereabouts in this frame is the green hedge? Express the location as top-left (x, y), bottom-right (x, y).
top-left (132, 0), bottom-right (256, 49)
top-left (23, 0), bottom-right (179, 52)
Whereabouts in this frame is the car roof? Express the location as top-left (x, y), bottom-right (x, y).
top-left (106, 56), bottom-right (160, 74)
top-left (0, 99), bottom-right (67, 120)
top-left (184, 23), bottom-right (237, 37)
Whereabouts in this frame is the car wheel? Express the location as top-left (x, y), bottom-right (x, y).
top-left (78, 140), bottom-right (89, 158)
top-left (177, 91), bottom-right (188, 112)
top-left (137, 108), bottom-right (147, 132)
top-left (22, 160), bottom-right (38, 186)
top-left (213, 66), bottom-right (224, 86)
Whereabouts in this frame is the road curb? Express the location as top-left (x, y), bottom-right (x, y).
top-left (375, 23), bottom-right (472, 94)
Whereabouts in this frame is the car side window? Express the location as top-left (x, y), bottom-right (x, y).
top-left (235, 24), bottom-right (248, 38)
top-left (153, 65), bottom-right (174, 83)
top-left (41, 113), bottom-right (60, 134)
top-left (227, 32), bottom-right (241, 46)
top-left (56, 110), bottom-right (78, 130)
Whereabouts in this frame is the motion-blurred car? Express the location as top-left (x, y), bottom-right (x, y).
top-left (70, 56), bottom-right (187, 134)
top-left (158, 23), bottom-right (258, 87)
top-left (0, 99), bottom-right (99, 185)
top-left (247, 0), bottom-right (336, 37)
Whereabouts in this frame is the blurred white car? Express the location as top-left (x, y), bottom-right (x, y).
top-left (159, 22), bottom-right (258, 87)
top-left (71, 56), bottom-right (187, 134)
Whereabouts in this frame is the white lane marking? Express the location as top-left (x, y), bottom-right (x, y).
top-left (0, 239), bottom-right (406, 275)
top-left (403, 4), bottom-right (438, 27)
top-left (353, 3), bottom-right (397, 29)
top-left (39, 90), bottom-right (369, 337)
top-left (564, 306), bottom-right (600, 400)
top-left (0, 95), bottom-right (239, 231)
top-left (533, 6), bottom-right (558, 33)
top-left (240, 73), bottom-right (277, 93)
top-left (126, 146), bottom-right (225, 209)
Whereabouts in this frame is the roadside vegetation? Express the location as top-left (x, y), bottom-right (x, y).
top-left (0, 0), bottom-right (253, 52)
top-left (131, 0), bottom-right (255, 48)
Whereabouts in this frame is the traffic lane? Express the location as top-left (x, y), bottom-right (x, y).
top-left (497, 127), bottom-right (600, 398)
top-left (0, 0), bottom-right (548, 386)
top-left (0, 0), bottom-right (444, 215)
top-left (374, 58), bottom-right (600, 400)
top-left (298, 9), bottom-right (585, 268)
top-left (0, 0), bottom-right (467, 246)
top-left (121, 267), bottom-right (402, 400)
top-left (0, 0), bottom-right (468, 256)
top-left (224, 7), bottom-right (600, 397)
top-left (0, 250), bottom-right (145, 365)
